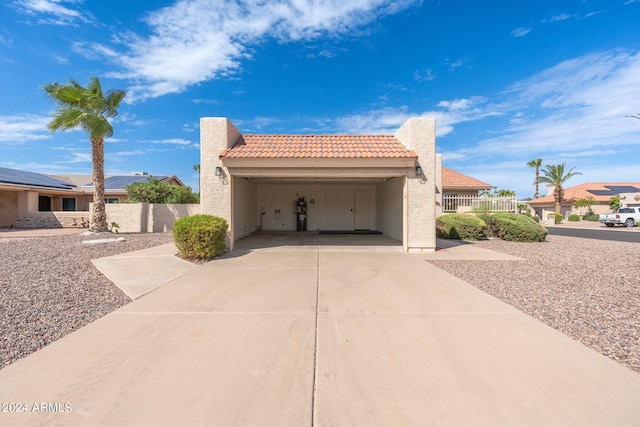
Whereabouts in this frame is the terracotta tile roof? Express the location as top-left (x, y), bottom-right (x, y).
top-left (442, 167), bottom-right (492, 189)
top-left (220, 134), bottom-right (417, 159)
top-left (528, 182), bottom-right (640, 205)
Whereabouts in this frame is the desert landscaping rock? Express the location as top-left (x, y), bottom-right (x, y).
top-left (0, 230), bottom-right (173, 368)
top-left (429, 235), bottom-right (640, 373)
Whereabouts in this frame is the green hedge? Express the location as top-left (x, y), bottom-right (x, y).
top-left (173, 215), bottom-right (228, 261)
top-left (568, 213), bottom-right (580, 221)
top-left (436, 213), bottom-right (486, 241)
top-left (485, 213), bottom-right (548, 242)
top-left (583, 213), bottom-right (599, 221)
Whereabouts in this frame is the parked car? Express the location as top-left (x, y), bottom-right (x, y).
top-left (599, 207), bottom-right (640, 227)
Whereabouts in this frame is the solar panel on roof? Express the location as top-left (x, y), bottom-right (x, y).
top-left (587, 189), bottom-right (617, 195)
top-left (605, 185), bottom-right (640, 193)
top-left (587, 185), bottom-right (640, 196)
top-left (0, 167), bottom-right (76, 190)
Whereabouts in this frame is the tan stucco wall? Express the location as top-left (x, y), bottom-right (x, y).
top-left (200, 118), bottom-right (240, 245)
top-left (233, 177), bottom-right (258, 239)
top-left (100, 203), bottom-right (199, 233)
top-left (150, 204), bottom-right (200, 232)
top-left (376, 177), bottom-right (404, 240)
top-left (395, 118), bottom-right (437, 252)
top-left (256, 183), bottom-right (378, 232)
top-left (0, 191), bottom-right (18, 227)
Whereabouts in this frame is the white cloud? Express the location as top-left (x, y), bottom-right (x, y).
top-left (54, 151), bottom-right (92, 163)
top-left (192, 98), bottom-right (221, 105)
top-left (0, 114), bottom-right (50, 142)
top-left (446, 57), bottom-right (469, 71)
top-left (0, 34), bottom-right (13, 47)
top-left (544, 13), bottom-right (573, 23)
top-left (511, 27), bottom-right (531, 37)
top-left (142, 138), bottom-right (194, 146)
top-left (89, 0), bottom-right (419, 101)
top-left (414, 68), bottom-right (436, 82)
top-left (233, 116), bottom-right (283, 130)
top-left (477, 50), bottom-right (640, 155)
top-left (15, 0), bottom-right (91, 25)
top-left (335, 96), bottom-right (501, 136)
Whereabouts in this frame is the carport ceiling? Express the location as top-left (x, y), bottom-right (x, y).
top-left (243, 177), bottom-right (391, 184)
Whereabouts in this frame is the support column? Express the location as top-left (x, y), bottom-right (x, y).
top-left (200, 117), bottom-right (241, 250)
top-left (395, 118), bottom-right (437, 252)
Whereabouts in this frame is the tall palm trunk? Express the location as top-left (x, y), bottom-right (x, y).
top-left (553, 186), bottom-right (564, 214)
top-left (91, 137), bottom-right (108, 232)
top-left (535, 167), bottom-right (540, 199)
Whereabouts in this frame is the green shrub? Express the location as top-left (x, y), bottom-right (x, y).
top-left (568, 213), bottom-right (580, 221)
top-left (519, 214), bottom-right (538, 223)
top-left (528, 214), bottom-right (540, 223)
top-left (485, 212), bottom-right (548, 242)
top-left (173, 215), bottom-right (228, 261)
top-left (553, 213), bottom-right (563, 224)
top-left (436, 213), bottom-right (486, 241)
top-left (126, 178), bottom-right (199, 203)
top-left (583, 213), bottom-right (599, 221)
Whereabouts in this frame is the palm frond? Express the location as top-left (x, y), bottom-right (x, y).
top-left (48, 108), bottom-right (84, 132)
top-left (83, 115), bottom-right (113, 139)
top-left (104, 90), bottom-right (127, 117)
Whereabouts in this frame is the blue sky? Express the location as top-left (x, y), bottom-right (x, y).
top-left (1, 0), bottom-right (639, 198)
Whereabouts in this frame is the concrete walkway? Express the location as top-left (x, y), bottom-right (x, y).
top-left (1, 236), bottom-right (639, 425)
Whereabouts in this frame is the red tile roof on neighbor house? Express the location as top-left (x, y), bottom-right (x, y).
top-left (441, 167), bottom-right (492, 189)
top-left (220, 134), bottom-right (418, 159)
top-left (528, 182), bottom-right (640, 205)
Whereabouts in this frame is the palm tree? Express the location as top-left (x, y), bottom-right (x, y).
top-left (44, 77), bottom-right (126, 232)
top-left (536, 163), bottom-right (581, 214)
top-left (526, 158), bottom-right (543, 199)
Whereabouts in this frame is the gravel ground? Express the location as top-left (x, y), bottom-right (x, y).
top-left (429, 235), bottom-right (640, 373)
top-left (0, 230), bottom-right (173, 369)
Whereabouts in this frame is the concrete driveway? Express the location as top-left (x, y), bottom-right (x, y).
top-left (1, 236), bottom-right (639, 426)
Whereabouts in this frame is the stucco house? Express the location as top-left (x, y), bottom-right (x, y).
top-left (439, 168), bottom-right (492, 213)
top-left (0, 167), bottom-right (184, 228)
top-left (199, 117), bottom-right (438, 252)
top-left (528, 182), bottom-right (640, 219)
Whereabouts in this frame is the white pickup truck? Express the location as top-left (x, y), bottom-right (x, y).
top-left (599, 207), bottom-right (640, 227)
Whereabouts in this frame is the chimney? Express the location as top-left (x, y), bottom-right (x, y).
top-left (546, 184), bottom-right (555, 196)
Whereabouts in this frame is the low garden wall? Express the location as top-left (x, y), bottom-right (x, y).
top-left (102, 203), bottom-right (200, 233)
top-left (16, 204), bottom-right (199, 232)
top-left (16, 212), bottom-right (90, 229)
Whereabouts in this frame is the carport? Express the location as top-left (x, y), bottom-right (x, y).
top-left (200, 117), bottom-right (438, 252)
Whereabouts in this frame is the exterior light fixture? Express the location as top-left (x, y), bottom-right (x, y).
top-left (415, 165), bottom-right (423, 176)
top-left (215, 166), bottom-right (222, 176)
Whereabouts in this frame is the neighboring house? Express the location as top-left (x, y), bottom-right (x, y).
top-left (200, 117), bottom-right (438, 252)
top-left (528, 182), bottom-right (640, 220)
top-left (0, 167), bottom-right (184, 228)
top-left (439, 167), bottom-right (493, 213)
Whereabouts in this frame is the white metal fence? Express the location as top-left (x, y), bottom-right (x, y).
top-left (442, 195), bottom-right (517, 213)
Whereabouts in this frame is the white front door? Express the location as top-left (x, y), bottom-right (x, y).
top-left (354, 190), bottom-right (371, 230)
top-left (325, 189), bottom-right (355, 230)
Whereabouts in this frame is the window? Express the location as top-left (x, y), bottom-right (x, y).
top-left (62, 197), bottom-right (76, 211)
top-left (105, 198), bottom-right (119, 204)
top-left (38, 196), bottom-right (51, 211)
